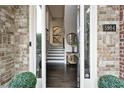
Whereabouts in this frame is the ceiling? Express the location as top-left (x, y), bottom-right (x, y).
top-left (48, 5), bottom-right (64, 18)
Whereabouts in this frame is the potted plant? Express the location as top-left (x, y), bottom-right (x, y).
top-left (9, 72), bottom-right (37, 88)
top-left (98, 75), bottom-right (124, 88)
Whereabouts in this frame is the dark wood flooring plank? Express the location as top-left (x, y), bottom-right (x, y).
top-left (46, 63), bottom-right (77, 88)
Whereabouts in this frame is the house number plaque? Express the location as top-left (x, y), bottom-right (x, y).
top-left (103, 24), bottom-right (116, 32)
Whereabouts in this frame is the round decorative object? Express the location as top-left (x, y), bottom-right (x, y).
top-left (67, 33), bottom-right (77, 46)
top-left (9, 72), bottom-right (37, 88)
top-left (98, 75), bottom-right (124, 88)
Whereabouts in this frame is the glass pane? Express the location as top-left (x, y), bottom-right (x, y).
top-left (84, 5), bottom-right (90, 79)
top-left (36, 32), bottom-right (42, 78)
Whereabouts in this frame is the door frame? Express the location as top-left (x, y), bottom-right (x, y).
top-left (80, 5), bottom-right (84, 88)
top-left (87, 5), bottom-right (97, 88)
top-left (29, 5), bottom-right (46, 88)
top-left (29, 5), bottom-right (97, 88)
top-left (80, 5), bottom-right (97, 88)
top-left (29, 5), bottom-right (37, 76)
top-left (90, 5), bottom-right (97, 88)
top-left (40, 5), bottom-right (46, 88)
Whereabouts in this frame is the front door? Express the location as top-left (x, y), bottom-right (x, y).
top-left (29, 5), bottom-right (97, 88)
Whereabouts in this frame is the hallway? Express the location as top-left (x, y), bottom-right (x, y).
top-left (46, 63), bottom-right (77, 88)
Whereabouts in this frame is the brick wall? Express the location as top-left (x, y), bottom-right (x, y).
top-left (119, 6), bottom-right (124, 79)
top-left (0, 6), bottom-right (16, 86)
top-left (14, 6), bottom-right (29, 73)
top-left (0, 5), bottom-right (29, 86)
top-left (97, 5), bottom-right (120, 78)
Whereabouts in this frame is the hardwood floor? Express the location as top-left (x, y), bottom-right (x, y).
top-left (46, 63), bottom-right (77, 88)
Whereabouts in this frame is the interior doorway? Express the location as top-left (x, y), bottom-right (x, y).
top-left (45, 5), bottom-right (80, 88)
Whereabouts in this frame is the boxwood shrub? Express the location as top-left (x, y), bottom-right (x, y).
top-left (9, 72), bottom-right (37, 88)
top-left (98, 75), bottom-right (124, 88)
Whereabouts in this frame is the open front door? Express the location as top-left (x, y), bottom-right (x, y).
top-left (29, 5), bottom-right (97, 88)
top-left (29, 5), bottom-right (46, 88)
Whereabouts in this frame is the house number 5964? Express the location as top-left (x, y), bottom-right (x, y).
top-left (103, 24), bottom-right (116, 32)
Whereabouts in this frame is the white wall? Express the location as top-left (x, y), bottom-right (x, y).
top-left (64, 5), bottom-right (77, 52)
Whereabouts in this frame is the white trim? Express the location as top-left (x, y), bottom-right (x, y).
top-left (29, 5), bottom-right (37, 75)
top-left (29, 5), bottom-right (46, 88)
top-left (41, 5), bottom-right (46, 88)
top-left (80, 5), bottom-right (84, 88)
top-left (36, 78), bottom-right (42, 88)
top-left (29, 5), bottom-right (32, 73)
top-left (84, 5), bottom-right (91, 88)
top-left (35, 5), bottom-right (43, 88)
top-left (83, 5), bottom-right (97, 88)
top-left (90, 5), bottom-right (97, 88)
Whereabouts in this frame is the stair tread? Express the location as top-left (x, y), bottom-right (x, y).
top-left (48, 53), bottom-right (64, 55)
top-left (48, 51), bottom-right (64, 52)
top-left (47, 54), bottom-right (64, 57)
top-left (47, 53), bottom-right (64, 55)
top-left (47, 58), bottom-right (64, 60)
top-left (48, 52), bottom-right (64, 53)
top-left (47, 58), bottom-right (64, 59)
top-left (47, 56), bottom-right (64, 58)
top-left (47, 48), bottom-right (65, 63)
top-left (48, 49), bottom-right (64, 50)
top-left (47, 60), bottom-right (64, 62)
top-left (49, 47), bottom-right (64, 49)
top-left (48, 50), bottom-right (64, 52)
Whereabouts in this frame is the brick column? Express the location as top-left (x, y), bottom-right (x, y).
top-left (119, 5), bottom-right (124, 79)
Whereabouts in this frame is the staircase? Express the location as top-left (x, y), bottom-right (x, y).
top-left (47, 47), bottom-right (65, 63)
